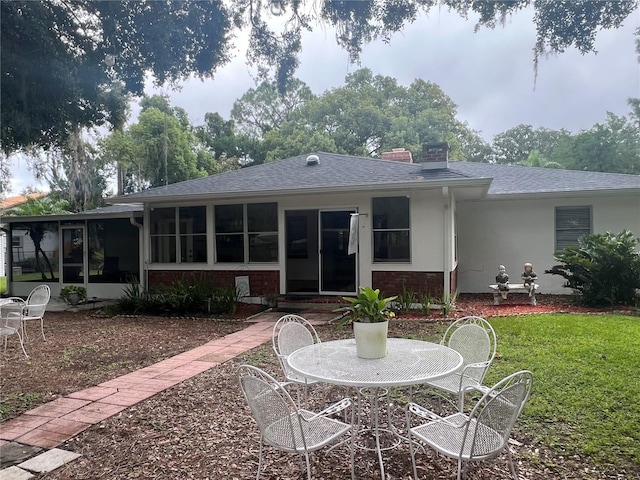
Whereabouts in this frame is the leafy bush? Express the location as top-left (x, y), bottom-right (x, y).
top-left (115, 275), bottom-right (240, 316)
top-left (546, 230), bottom-right (640, 306)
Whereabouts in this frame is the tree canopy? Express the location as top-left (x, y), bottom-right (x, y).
top-left (1, 0), bottom-right (637, 156)
top-left (230, 69), bottom-right (486, 163)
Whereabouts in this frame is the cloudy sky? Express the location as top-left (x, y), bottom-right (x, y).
top-left (8, 7), bottom-right (639, 195)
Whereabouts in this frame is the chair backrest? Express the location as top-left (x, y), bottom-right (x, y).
top-left (26, 285), bottom-right (51, 317)
top-left (442, 316), bottom-right (496, 382)
top-left (463, 370), bottom-right (534, 460)
top-left (0, 297), bottom-right (27, 329)
top-left (273, 314), bottom-right (320, 357)
top-left (237, 364), bottom-right (306, 451)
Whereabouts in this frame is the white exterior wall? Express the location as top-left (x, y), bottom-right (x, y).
top-left (144, 188), bottom-right (449, 294)
top-left (456, 192), bottom-right (640, 294)
top-left (277, 189), bottom-right (447, 293)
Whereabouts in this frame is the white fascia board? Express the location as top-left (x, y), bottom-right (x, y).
top-left (114, 178), bottom-right (493, 205)
top-left (470, 187), bottom-right (640, 202)
top-left (0, 211), bottom-right (142, 223)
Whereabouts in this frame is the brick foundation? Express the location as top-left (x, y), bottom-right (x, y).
top-left (372, 271), bottom-right (444, 297)
top-left (148, 270), bottom-right (280, 296)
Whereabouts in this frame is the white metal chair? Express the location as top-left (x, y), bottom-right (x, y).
top-left (272, 314), bottom-right (322, 395)
top-left (425, 316), bottom-right (497, 410)
top-left (23, 284), bottom-right (51, 341)
top-left (407, 370), bottom-right (534, 480)
top-left (238, 364), bottom-right (355, 480)
top-left (0, 297), bottom-right (28, 358)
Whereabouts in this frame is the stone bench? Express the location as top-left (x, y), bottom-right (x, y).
top-left (489, 283), bottom-right (539, 306)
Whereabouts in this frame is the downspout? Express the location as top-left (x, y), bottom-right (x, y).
top-left (130, 217), bottom-right (146, 290)
top-left (442, 187), bottom-right (451, 299)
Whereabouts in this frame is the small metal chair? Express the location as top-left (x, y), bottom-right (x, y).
top-left (0, 297), bottom-right (28, 357)
top-left (407, 370), bottom-right (534, 480)
top-left (23, 284), bottom-right (51, 341)
top-left (425, 316), bottom-right (497, 410)
top-left (272, 314), bottom-right (322, 397)
top-left (238, 364), bottom-right (355, 480)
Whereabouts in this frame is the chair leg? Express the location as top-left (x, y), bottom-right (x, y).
top-left (17, 331), bottom-right (28, 358)
top-left (256, 441), bottom-right (264, 480)
top-left (303, 451), bottom-right (312, 480)
top-left (507, 445), bottom-right (519, 480)
top-left (349, 425), bottom-right (355, 480)
top-left (406, 410), bottom-right (420, 480)
top-left (40, 318), bottom-right (46, 341)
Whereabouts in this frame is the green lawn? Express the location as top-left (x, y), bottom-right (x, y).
top-left (0, 276), bottom-right (6, 294)
top-left (484, 313), bottom-right (639, 470)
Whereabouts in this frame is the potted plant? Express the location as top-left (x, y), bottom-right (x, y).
top-left (60, 285), bottom-right (87, 306)
top-left (336, 286), bottom-right (397, 359)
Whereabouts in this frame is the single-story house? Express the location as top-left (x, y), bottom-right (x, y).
top-left (2, 143), bottom-right (639, 301)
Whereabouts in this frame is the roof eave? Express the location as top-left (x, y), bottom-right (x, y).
top-left (0, 210), bottom-right (143, 224)
top-left (111, 177), bottom-right (493, 205)
top-left (472, 187), bottom-right (640, 201)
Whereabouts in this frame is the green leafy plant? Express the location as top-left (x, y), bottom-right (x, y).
top-left (336, 286), bottom-right (397, 326)
top-left (546, 230), bottom-right (640, 306)
top-left (116, 276), bottom-right (239, 316)
top-left (395, 283), bottom-right (416, 313)
top-left (59, 285), bottom-right (87, 305)
top-left (418, 292), bottom-right (432, 316)
top-left (439, 290), bottom-right (458, 318)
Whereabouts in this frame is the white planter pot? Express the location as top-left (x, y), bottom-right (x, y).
top-left (353, 320), bottom-right (388, 359)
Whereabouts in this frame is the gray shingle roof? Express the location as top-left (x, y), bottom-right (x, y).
top-left (449, 162), bottom-right (640, 195)
top-left (113, 152), bottom-right (475, 202)
top-left (112, 152), bottom-right (639, 203)
top-left (83, 204), bottom-right (144, 215)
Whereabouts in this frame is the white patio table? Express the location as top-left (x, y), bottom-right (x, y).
top-left (287, 338), bottom-right (463, 478)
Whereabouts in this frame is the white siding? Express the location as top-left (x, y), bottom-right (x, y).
top-left (456, 192), bottom-right (640, 294)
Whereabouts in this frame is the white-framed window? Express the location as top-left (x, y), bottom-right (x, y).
top-left (215, 203), bottom-right (278, 263)
top-left (555, 205), bottom-right (592, 252)
top-left (150, 206), bottom-right (207, 263)
top-left (372, 197), bottom-right (410, 263)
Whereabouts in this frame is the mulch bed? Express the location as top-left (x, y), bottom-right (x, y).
top-left (1, 294), bottom-right (637, 479)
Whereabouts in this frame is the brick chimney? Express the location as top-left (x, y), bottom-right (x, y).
top-left (421, 142), bottom-right (449, 170)
top-left (381, 148), bottom-right (413, 163)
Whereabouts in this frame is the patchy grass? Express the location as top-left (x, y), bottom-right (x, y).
top-left (0, 392), bottom-right (45, 418)
top-left (486, 313), bottom-right (639, 470)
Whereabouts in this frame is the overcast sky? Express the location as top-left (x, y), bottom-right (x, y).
top-left (8, 7), bottom-right (640, 195)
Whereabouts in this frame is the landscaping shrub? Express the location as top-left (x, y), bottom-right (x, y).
top-left (546, 230), bottom-right (640, 306)
top-left (116, 275), bottom-right (240, 316)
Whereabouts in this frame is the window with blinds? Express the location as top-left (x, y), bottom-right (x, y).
top-left (555, 206), bottom-right (592, 252)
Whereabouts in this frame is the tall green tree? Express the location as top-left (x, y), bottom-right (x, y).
top-left (491, 125), bottom-right (570, 165)
top-left (231, 79), bottom-right (314, 137)
top-left (3, 0), bottom-right (635, 156)
top-left (47, 130), bottom-right (109, 212)
top-left (99, 95), bottom-right (222, 192)
top-left (1, 1), bottom-right (230, 154)
top-left (559, 113), bottom-right (640, 174)
top-left (227, 68), bottom-right (495, 163)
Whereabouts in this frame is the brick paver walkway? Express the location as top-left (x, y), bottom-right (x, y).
top-left (0, 311), bottom-right (337, 477)
top-left (0, 321), bottom-right (275, 451)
